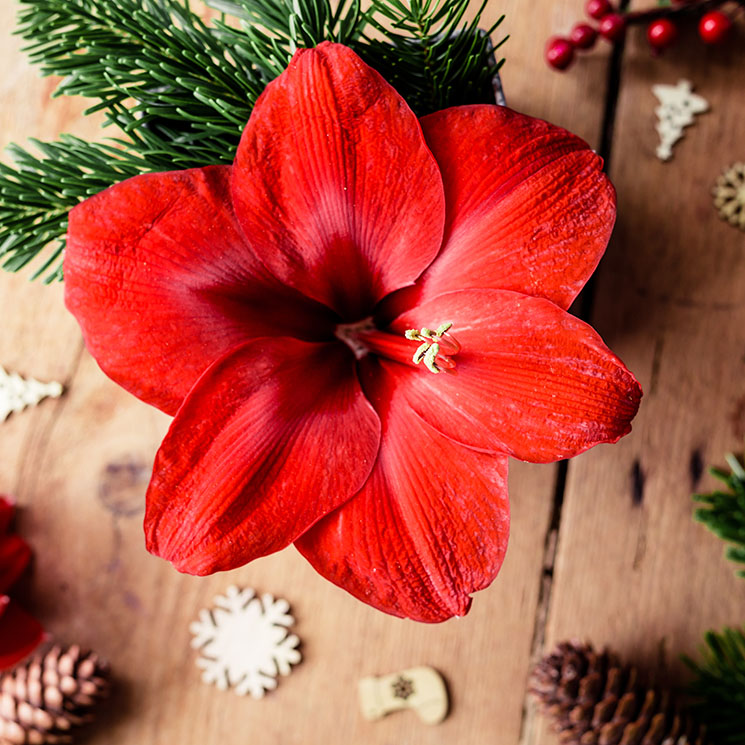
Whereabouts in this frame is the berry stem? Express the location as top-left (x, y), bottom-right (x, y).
top-left (622, 0), bottom-right (739, 25)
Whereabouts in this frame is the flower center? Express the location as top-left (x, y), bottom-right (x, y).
top-left (335, 317), bottom-right (376, 359)
top-left (335, 318), bottom-right (460, 374)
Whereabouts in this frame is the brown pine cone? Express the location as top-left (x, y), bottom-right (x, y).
top-left (530, 641), bottom-right (707, 745)
top-left (0, 645), bottom-right (109, 744)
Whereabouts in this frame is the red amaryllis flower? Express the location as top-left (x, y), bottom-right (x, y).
top-left (0, 495), bottom-right (44, 668)
top-left (64, 42), bottom-right (641, 622)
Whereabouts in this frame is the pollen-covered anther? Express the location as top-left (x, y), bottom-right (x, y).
top-left (405, 322), bottom-right (460, 374)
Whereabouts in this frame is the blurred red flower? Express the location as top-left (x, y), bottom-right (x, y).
top-left (0, 496), bottom-right (44, 668)
top-left (65, 43), bottom-right (641, 622)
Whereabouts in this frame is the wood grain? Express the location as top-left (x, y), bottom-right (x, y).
top-left (527, 13), bottom-right (745, 745)
top-left (7, 2), bottom-right (738, 745)
top-left (0, 2), bottom-right (609, 744)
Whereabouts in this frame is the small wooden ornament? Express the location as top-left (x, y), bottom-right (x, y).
top-left (652, 80), bottom-right (709, 161)
top-left (358, 666), bottom-right (449, 725)
top-left (189, 586), bottom-right (301, 699)
top-left (713, 162), bottom-right (745, 231)
top-left (0, 367), bottom-right (63, 422)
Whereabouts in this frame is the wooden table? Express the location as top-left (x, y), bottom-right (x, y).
top-left (1, 2), bottom-right (744, 743)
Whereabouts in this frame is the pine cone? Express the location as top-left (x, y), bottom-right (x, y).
top-left (530, 641), bottom-right (708, 745)
top-left (0, 645), bottom-right (109, 744)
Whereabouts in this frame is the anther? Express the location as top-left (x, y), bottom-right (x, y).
top-left (404, 322), bottom-right (460, 374)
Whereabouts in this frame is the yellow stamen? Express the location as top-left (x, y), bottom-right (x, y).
top-left (404, 322), bottom-right (459, 374)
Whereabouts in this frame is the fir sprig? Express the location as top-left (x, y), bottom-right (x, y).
top-left (207, 0), bottom-right (366, 74)
top-left (211, 0), bottom-right (505, 115)
top-left (0, 0), bottom-right (506, 281)
top-left (684, 627), bottom-right (745, 745)
top-left (16, 0), bottom-right (263, 168)
top-left (3, 0), bottom-right (264, 280)
top-left (0, 138), bottom-right (150, 282)
top-left (358, 0), bottom-right (505, 117)
top-left (694, 453), bottom-right (745, 578)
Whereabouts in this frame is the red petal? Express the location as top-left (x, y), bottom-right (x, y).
top-left (145, 338), bottom-right (381, 574)
top-left (0, 597), bottom-right (44, 670)
top-left (0, 495), bottom-right (15, 535)
top-left (297, 359), bottom-right (510, 623)
top-left (0, 534), bottom-right (32, 594)
top-left (387, 289), bottom-right (642, 462)
top-left (231, 42), bottom-right (445, 320)
top-left (389, 106), bottom-right (614, 314)
top-left (65, 165), bottom-right (336, 415)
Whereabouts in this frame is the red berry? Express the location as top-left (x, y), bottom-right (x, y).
top-left (570, 23), bottom-right (598, 50)
top-left (585, 0), bottom-right (612, 20)
top-left (699, 10), bottom-right (732, 44)
top-left (546, 37), bottom-right (574, 70)
top-left (647, 18), bottom-right (678, 50)
top-left (599, 13), bottom-right (626, 42)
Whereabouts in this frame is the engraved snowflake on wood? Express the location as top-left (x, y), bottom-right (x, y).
top-left (391, 675), bottom-right (415, 700)
top-left (190, 585), bottom-right (301, 698)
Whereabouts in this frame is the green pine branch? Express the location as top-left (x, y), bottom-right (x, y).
top-left (207, 0), bottom-right (367, 77)
top-left (16, 0), bottom-right (264, 168)
top-left (0, 137), bottom-right (150, 282)
top-left (694, 453), bottom-right (745, 578)
top-left (209, 0), bottom-right (505, 115)
top-left (1, 0), bottom-right (506, 281)
top-left (684, 627), bottom-right (745, 745)
top-left (358, 0), bottom-right (505, 117)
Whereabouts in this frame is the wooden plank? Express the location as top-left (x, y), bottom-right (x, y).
top-left (528, 15), bottom-right (745, 745)
top-left (493, 1), bottom-right (612, 143)
top-left (0, 1), bottom-right (611, 743)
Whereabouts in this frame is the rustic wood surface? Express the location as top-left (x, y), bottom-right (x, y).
top-left (1, 1), bottom-right (744, 744)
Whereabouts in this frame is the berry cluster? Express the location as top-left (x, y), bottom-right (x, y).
top-left (546, 0), bottom-right (739, 71)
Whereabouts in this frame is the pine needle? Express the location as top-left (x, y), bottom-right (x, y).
top-left (1, 0), bottom-right (506, 281)
top-left (694, 452), bottom-right (745, 578)
top-left (0, 137), bottom-right (149, 282)
top-left (684, 627), bottom-right (745, 745)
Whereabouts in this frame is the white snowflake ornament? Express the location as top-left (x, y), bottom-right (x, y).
top-left (190, 586), bottom-right (301, 698)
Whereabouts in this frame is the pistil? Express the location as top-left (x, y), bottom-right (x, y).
top-left (335, 318), bottom-right (460, 373)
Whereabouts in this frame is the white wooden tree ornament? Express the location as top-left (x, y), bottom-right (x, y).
top-left (0, 366), bottom-right (63, 421)
top-left (652, 80), bottom-right (709, 161)
top-left (190, 585), bottom-right (301, 699)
